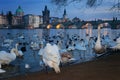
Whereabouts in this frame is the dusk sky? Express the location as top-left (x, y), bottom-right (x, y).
top-left (0, 0), bottom-right (119, 20)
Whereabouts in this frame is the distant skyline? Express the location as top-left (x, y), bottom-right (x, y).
top-left (0, 0), bottom-right (119, 20)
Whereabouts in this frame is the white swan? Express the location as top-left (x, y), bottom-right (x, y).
top-left (18, 35), bottom-right (25, 39)
top-left (61, 52), bottom-right (76, 63)
top-left (0, 48), bottom-right (20, 73)
top-left (75, 39), bottom-right (86, 51)
top-left (75, 39), bottom-right (86, 59)
top-left (41, 43), bottom-right (61, 73)
top-left (88, 37), bottom-right (95, 49)
top-left (111, 44), bottom-right (120, 50)
top-left (15, 43), bottom-right (24, 56)
top-left (1, 39), bottom-right (13, 48)
top-left (116, 37), bottom-right (120, 44)
top-left (94, 24), bottom-right (105, 54)
top-left (57, 40), bottom-right (62, 50)
top-left (30, 42), bottom-right (40, 50)
top-left (101, 34), bottom-right (116, 48)
top-left (110, 37), bottom-right (120, 50)
top-left (0, 68), bottom-right (6, 73)
top-left (66, 40), bottom-right (75, 51)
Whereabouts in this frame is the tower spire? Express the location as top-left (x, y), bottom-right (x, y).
top-left (1, 10), bottom-right (4, 15)
top-left (45, 5), bottom-right (47, 10)
top-left (63, 9), bottom-right (67, 19)
top-left (63, 9), bottom-right (66, 15)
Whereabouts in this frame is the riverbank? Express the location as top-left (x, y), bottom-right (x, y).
top-left (4, 51), bottom-right (120, 80)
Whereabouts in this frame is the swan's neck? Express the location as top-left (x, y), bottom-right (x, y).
top-left (95, 26), bottom-right (102, 48)
top-left (0, 64), bottom-right (1, 68)
top-left (10, 49), bottom-right (17, 58)
top-left (97, 26), bottom-right (101, 41)
top-left (81, 41), bottom-right (85, 47)
top-left (15, 44), bottom-right (18, 50)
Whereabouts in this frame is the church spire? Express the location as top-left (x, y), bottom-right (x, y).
top-left (63, 9), bottom-right (67, 19)
top-left (18, 5), bottom-right (22, 10)
top-left (63, 9), bottom-right (66, 16)
top-left (1, 10), bottom-right (4, 15)
top-left (44, 5), bottom-right (47, 10)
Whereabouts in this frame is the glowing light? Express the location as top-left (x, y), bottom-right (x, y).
top-left (56, 24), bottom-right (64, 29)
top-left (47, 24), bottom-right (52, 29)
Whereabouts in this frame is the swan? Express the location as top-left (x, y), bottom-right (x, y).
top-left (1, 39), bottom-right (13, 48)
top-left (61, 52), bottom-right (76, 63)
top-left (66, 40), bottom-right (75, 51)
top-left (18, 34), bottom-right (25, 39)
top-left (116, 37), bottom-right (120, 44)
top-left (110, 37), bottom-right (120, 50)
top-left (111, 44), bottom-right (120, 50)
top-left (94, 24), bottom-right (106, 54)
top-left (41, 43), bottom-right (61, 73)
top-left (101, 34), bottom-right (116, 49)
top-left (88, 37), bottom-right (95, 49)
top-left (0, 68), bottom-right (6, 73)
top-left (0, 48), bottom-right (20, 73)
top-left (75, 39), bottom-right (86, 51)
top-left (30, 42), bottom-right (40, 50)
top-left (38, 43), bottom-right (44, 56)
top-left (15, 43), bottom-right (24, 56)
top-left (57, 40), bottom-right (63, 50)
top-left (75, 39), bottom-right (86, 59)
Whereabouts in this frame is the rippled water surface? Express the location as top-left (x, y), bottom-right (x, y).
top-left (0, 29), bottom-right (119, 79)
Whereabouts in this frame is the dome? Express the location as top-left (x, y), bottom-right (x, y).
top-left (16, 6), bottom-right (24, 16)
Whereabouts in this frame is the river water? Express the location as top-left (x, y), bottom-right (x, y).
top-left (0, 29), bottom-right (120, 79)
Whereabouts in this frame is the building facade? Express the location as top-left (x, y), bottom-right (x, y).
top-left (0, 14), bottom-right (8, 27)
top-left (24, 14), bottom-right (43, 28)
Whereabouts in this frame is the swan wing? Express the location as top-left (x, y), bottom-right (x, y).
top-left (43, 44), bottom-right (61, 66)
top-left (0, 52), bottom-right (16, 63)
top-left (0, 69), bottom-right (6, 73)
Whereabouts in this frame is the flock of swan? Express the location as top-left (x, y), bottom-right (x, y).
top-left (0, 23), bottom-right (120, 74)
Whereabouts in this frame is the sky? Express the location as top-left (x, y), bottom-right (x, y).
top-left (0, 0), bottom-right (119, 20)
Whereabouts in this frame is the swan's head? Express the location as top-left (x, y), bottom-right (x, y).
top-left (15, 43), bottom-right (19, 47)
top-left (46, 43), bottom-right (51, 46)
top-left (61, 52), bottom-right (72, 59)
top-left (98, 24), bottom-right (103, 28)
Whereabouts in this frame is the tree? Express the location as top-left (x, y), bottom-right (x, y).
top-left (51, 0), bottom-right (120, 13)
top-left (51, 0), bottom-right (120, 11)
top-left (6, 11), bottom-right (13, 26)
top-left (51, 0), bottom-right (103, 7)
top-left (110, 1), bottom-right (120, 11)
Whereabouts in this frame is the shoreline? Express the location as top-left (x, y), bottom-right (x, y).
top-left (3, 51), bottom-right (120, 80)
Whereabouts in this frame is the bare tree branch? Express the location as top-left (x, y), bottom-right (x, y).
top-left (110, 2), bottom-right (120, 11)
top-left (51, 0), bottom-right (103, 8)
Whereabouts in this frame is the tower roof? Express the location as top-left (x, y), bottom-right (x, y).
top-left (63, 9), bottom-right (66, 15)
top-left (16, 6), bottom-right (24, 13)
